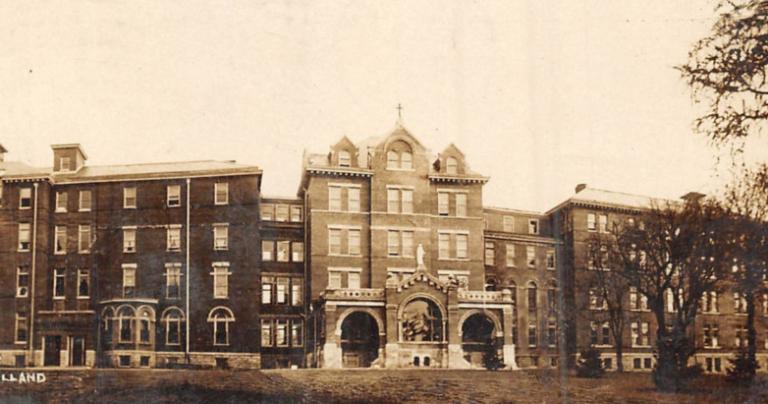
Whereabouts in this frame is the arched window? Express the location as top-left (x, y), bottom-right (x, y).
top-left (101, 307), bottom-right (115, 345)
top-left (137, 306), bottom-right (154, 344)
top-left (401, 298), bottom-right (444, 342)
top-left (446, 157), bottom-right (458, 174)
top-left (117, 306), bottom-right (135, 343)
top-left (162, 307), bottom-right (185, 346)
top-left (387, 151), bottom-right (399, 169)
top-left (208, 307), bottom-right (235, 346)
top-left (400, 151), bottom-right (413, 169)
top-left (527, 282), bottom-right (538, 314)
top-left (505, 281), bottom-right (517, 306)
top-left (338, 150), bottom-right (351, 167)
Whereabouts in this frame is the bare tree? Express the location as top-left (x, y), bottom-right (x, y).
top-left (612, 199), bottom-right (733, 391)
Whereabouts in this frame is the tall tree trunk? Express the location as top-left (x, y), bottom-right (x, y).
top-left (615, 332), bottom-right (624, 372)
top-left (747, 291), bottom-right (757, 376)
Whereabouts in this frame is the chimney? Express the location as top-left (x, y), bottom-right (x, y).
top-left (680, 191), bottom-right (706, 203)
top-left (575, 183), bottom-right (587, 193)
top-left (0, 144), bottom-right (7, 162)
top-left (51, 143), bottom-right (87, 173)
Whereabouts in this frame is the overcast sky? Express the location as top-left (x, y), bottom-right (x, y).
top-left (2, 1), bottom-right (765, 211)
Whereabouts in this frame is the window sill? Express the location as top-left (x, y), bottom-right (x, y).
top-left (79, 251), bottom-right (90, 255)
top-left (167, 249), bottom-right (182, 253)
top-left (167, 205), bottom-right (181, 208)
top-left (14, 341), bottom-right (28, 345)
top-left (214, 248), bottom-right (229, 252)
top-left (16, 295), bottom-right (29, 299)
top-left (53, 297), bottom-right (66, 301)
top-left (17, 249), bottom-right (31, 253)
top-left (632, 345), bottom-right (652, 349)
top-left (123, 250), bottom-right (136, 254)
top-left (123, 206), bottom-right (137, 210)
top-left (54, 252), bottom-right (67, 256)
top-left (19, 207), bottom-right (32, 210)
top-left (214, 202), bottom-right (229, 206)
top-left (77, 296), bottom-right (90, 300)
top-left (78, 209), bottom-right (91, 213)
top-left (55, 209), bottom-right (68, 213)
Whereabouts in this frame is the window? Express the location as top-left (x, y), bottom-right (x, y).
top-left (401, 151), bottom-right (413, 169)
top-left (587, 213), bottom-right (596, 231)
top-left (276, 204), bottom-right (289, 222)
top-left (292, 242), bottom-right (304, 262)
top-left (329, 186), bottom-right (342, 211)
top-left (122, 265), bottom-right (136, 297)
top-left (55, 191), bottom-right (68, 212)
top-left (631, 322), bottom-right (650, 347)
top-left (262, 277), bottom-right (274, 304)
top-left (387, 189), bottom-right (400, 213)
top-left (214, 182), bottom-right (229, 205)
top-left (16, 266), bottom-right (29, 298)
top-left (209, 308), bottom-right (234, 346)
top-left (329, 229), bottom-right (342, 255)
top-left (53, 268), bottom-right (66, 299)
top-left (212, 263), bottom-right (231, 298)
top-left (18, 223), bottom-right (31, 251)
top-left (118, 307), bottom-right (134, 343)
top-left (79, 190), bottom-right (92, 211)
top-left (167, 185), bottom-right (181, 207)
top-left (338, 150), bottom-right (351, 167)
top-left (590, 321), bottom-right (610, 346)
top-left (164, 310), bottom-right (183, 345)
top-left (438, 233), bottom-right (450, 259)
top-left (528, 323), bottom-right (537, 347)
top-left (546, 251), bottom-right (555, 270)
top-left (291, 279), bottom-right (303, 306)
top-left (347, 188), bottom-right (360, 213)
top-left (547, 320), bottom-right (557, 347)
top-left (123, 187), bottom-right (136, 209)
top-left (701, 291), bottom-right (718, 314)
top-left (484, 242), bottom-right (495, 265)
top-left (290, 206), bottom-right (302, 222)
top-left (735, 327), bottom-right (748, 348)
top-left (734, 292), bottom-right (747, 314)
top-left (277, 241), bottom-right (290, 262)
top-left (123, 228), bottom-right (136, 253)
top-left (77, 269), bottom-right (90, 298)
top-left (437, 192), bottom-right (449, 215)
top-left (399, 231), bottom-right (412, 257)
top-left (387, 151), bottom-right (399, 169)
top-left (19, 188), bottom-right (32, 209)
top-left (328, 271), bottom-right (342, 289)
top-left (456, 234), bottom-right (468, 259)
top-left (78, 225), bottom-right (92, 253)
top-left (262, 240), bottom-right (274, 261)
top-left (167, 226), bottom-right (181, 251)
top-left (261, 319), bottom-right (273, 347)
top-left (291, 320), bottom-right (303, 346)
top-left (599, 214), bottom-right (608, 233)
top-left (527, 246), bottom-right (536, 268)
top-left (347, 272), bottom-right (361, 289)
top-left (260, 204), bottom-right (274, 220)
top-left (446, 157), bottom-right (458, 174)
top-left (703, 323), bottom-right (719, 348)
top-left (276, 277), bottom-right (289, 304)
top-left (630, 287), bottom-right (649, 311)
top-left (276, 320), bottom-right (288, 346)
top-left (528, 219), bottom-right (539, 235)
top-left (165, 264), bottom-right (181, 299)
top-left (15, 314), bottom-right (28, 344)
top-left (138, 308), bottom-right (151, 343)
top-left (589, 288), bottom-right (607, 310)
top-left (506, 244), bottom-right (516, 267)
top-left (213, 224), bottom-right (228, 250)
top-left (402, 189), bottom-right (413, 214)
top-left (54, 226), bottom-right (67, 254)
top-left (503, 216), bottom-right (514, 232)
top-left (455, 193), bottom-right (467, 217)
top-left (60, 157), bottom-right (71, 171)
top-left (348, 230), bottom-right (360, 255)
top-left (388, 231), bottom-right (400, 256)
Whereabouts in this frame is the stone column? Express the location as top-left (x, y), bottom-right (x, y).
top-left (447, 287), bottom-right (469, 368)
top-left (502, 305), bottom-right (519, 369)
top-left (384, 281), bottom-right (400, 368)
top-left (322, 304), bottom-right (342, 369)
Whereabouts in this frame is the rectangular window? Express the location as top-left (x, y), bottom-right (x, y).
top-left (455, 193), bottom-right (467, 217)
top-left (329, 229), bottom-right (342, 255)
top-left (329, 186), bottom-right (342, 211)
top-left (18, 223), bottom-right (31, 251)
top-left (587, 213), bottom-right (596, 231)
top-left (79, 190), bottom-right (92, 211)
top-left (527, 246), bottom-right (536, 268)
top-left (213, 224), bottom-right (228, 250)
top-left (276, 320), bottom-right (288, 346)
top-left (387, 189), bottom-right (400, 213)
top-left (15, 315), bottom-right (28, 344)
top-left (528, 219), bottom-right (539, 235)
top-left (348, 229), bottom-right (361, 255)
top-left (631, 322), bottom-right (650, 347)
top-left (54, 226), bottom-right (67, 254)
top-left (456, 234), bottom-right (468, 259)
top-left (166, 315), bottom-right (180, 345)
top-left (546, 250), bottom-right (555, 270)
top-left (19, 188), bottom-right (32, 209)
top-left (122, 266), bottom-right (136, 297)
top-left (292, 242), bottom-right (304, 262)
top-left (276, 204), bottom-right (289, 222)
top-left (53, 268), bottom-right (66, 299)
top-left (484, 242), bottom-right (495, 265)
top-left (167, 227), bottom-right (181, 251)
top-left (167, 185), bottom-right (181, 207)
top-left (347, 272), bottom-right (361, 289)
top-left (78, 225), bottom-right (92, 253)
top-left (503, 216), bottom-right (514, 232)
top-left (291, 320), bottom-right (303, 346)
top-left (60, 157), bottom-right (71, 171)
top-left (261, 277), bottom-right (273, 304)
top-left (262, 240), bottom-right (274, 261)
top-left (599, 214), bottom-right (608, 233)
top-left (276, 277), bottom-right (289, 304)
top-left (291, 279), bottom-right (303, 306)
top-left (55, 191), bottom-right (68, 212)
top-left (277, 241), bottom-right (290, 262)
top-left (437, 192), bottom-right (449, 215)
top-left (260, 204), bottom-right (274, 220)
top-left (123, 187), bottom-right (137, 209)
top-left (401, 189), bottom-right (413, 214)
top-left (214, 182), bottom-right (229, 205)
top-left (347, 188), bottom-right (360, 213)
top-left (16, 266), bottom-right (29, 298)
top-left (388, 230), bottom-right (400, 256)
top-left (506, 244), bottom-right (516, 267)
top-left (123, 228), bottom-right (136, 253)
top-left (212, 264), bottom-right (230, 298)
top-left (166, 264), bottom-right (181, 299)
top-left (548, 320), bottom-right (557, 347)
top-left (290, 206), bottom-right (302, 222)
top-left (261, 320), bottom-right (273, 347)
top-left (328, 271), bottom-right (342, 289)
top-left (77, 269), bottom-right (90, 298)
top-left (402, 231), bottom-right (414, 257)
top-left (438, 233), bottom-right (450, 259)
top-left (528, 323), bottom-right (537, 347)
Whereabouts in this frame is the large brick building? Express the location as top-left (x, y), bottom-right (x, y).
top-left (0, 126), bottom-right (763, 372)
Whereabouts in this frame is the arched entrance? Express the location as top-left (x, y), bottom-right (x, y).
top-left (461, 313), bottom-right (496, 366)
top-left (340, 312), bottom-right (380, 368)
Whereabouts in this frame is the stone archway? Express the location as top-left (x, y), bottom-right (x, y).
top-left (340, 311), bottom-right (380, 368)
top-left (460, 313), bottom-right (496, 366)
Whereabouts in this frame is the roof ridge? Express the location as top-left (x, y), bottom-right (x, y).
top-left (83, 159), bottom-right (243, 168)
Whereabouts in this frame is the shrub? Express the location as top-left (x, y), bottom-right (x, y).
top-left (726, 348), bottom-right (759, 385)
top-left (482, 339), bottom-right (504, 371)
top-left (576, 348), bottom-right (604, 378)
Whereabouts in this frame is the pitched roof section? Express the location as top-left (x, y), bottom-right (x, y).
top-left (52, 160), bottom-right (261, 183)
top-left (0, 161), bottom-right (51, 179)
top-left (546, 186), bottom-right (673, 214)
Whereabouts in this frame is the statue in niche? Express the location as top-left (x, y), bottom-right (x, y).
top-left (416, 243), bottom-right (426, 269)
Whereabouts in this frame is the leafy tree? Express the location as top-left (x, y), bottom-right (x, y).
top-left (576, 348), bottom-right (605, 378)
top-left (727, 347), bottom-right (761, 385)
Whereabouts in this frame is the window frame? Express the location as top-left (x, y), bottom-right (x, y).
top-left (123, 187), bottom-right (137, 209)
top-left (18, 223), bottom-right (31, 252)
top-left (53, 268), bottom-right (66, 300)
top-left (211, 263), bottom-right (231, 299)
top-left (16, 266), bottom-right (29, 298)
top-left (54, 225), bottom-right (67, 255)
top-left (77, 269), bottom-right (90, 299)
top-left (123, 228), bottom-right (136, 253)
top-left (19, 188), bottom-right (32, 210)
top-left (78, 190), bottom-right (92, 212)
top-left (166, 185), bottom-right (181, 207)
top-left (55, 191), bottom-right (68, 213)
top-left (214, 182), bottom-right (229, 205)
top-left (78, 224), bottom-right (92, 254)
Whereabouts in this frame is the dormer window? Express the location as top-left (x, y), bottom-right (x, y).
top-left (386, 141), bottom-right (414, 170)
top-left (338, 150), bottom-right (351, 167)
top-left (60, 157), bottom-right (71, 172)
top-left (446, 157), bottom-right (458, 174)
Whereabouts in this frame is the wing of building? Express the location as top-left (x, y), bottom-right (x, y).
top-left (0, 129), bottom-right (744, 374)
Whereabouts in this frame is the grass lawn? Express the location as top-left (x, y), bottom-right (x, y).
top-left (1, 368), bottom-right (767, 403)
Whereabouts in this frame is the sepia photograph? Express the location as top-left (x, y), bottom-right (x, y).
top-left (1, 1), bottom-right (767, 403)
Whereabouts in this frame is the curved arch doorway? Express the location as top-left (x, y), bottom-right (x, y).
top-left (461, 313), bottom-right (496, 366)
top-left (340, 311), bottom-right (380, 368)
